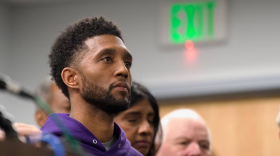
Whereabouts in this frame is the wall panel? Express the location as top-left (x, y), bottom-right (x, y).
top-left (159, 96), bottom-right (280, 156)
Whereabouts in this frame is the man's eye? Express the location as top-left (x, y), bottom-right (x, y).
top-left (200, 144), bottom-right (209, 150)
top-left (124, 62), bottom-right (132, 68)
top-left (177, 140), bottom-right (190, 146)
top-left (102, 57), bottom-right (113, 62)
top-left (179, 142), bottom-right (188, 145)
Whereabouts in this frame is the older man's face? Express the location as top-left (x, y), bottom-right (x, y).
top-left (157, 118), bottom-right (211, 156)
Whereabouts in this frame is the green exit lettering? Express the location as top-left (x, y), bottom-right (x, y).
top-left (170, 1), bottom-right (216, 43)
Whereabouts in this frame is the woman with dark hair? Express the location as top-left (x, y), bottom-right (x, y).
top-left (115, 82), bottom-right (161, 156)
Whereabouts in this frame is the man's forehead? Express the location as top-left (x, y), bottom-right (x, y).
top-left (167, 118), bottom-right (210, 139)
top-left (84, 35), bottom-right (126, 50)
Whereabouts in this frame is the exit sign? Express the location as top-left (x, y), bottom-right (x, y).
top-left (160, 0), bottom-right (227, 45)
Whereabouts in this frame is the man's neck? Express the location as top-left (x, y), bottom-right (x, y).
top-left (69, 94), bottom-right (115, 143)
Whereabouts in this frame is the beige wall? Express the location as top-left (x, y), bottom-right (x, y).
top-left (159, 96), bottom-right (280, 156)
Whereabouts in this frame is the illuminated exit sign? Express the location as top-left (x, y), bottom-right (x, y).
top-left (160, 0), bottom-right (227, 45)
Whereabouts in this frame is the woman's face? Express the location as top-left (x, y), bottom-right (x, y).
top-left (114, 99), bottom-right (155, 156)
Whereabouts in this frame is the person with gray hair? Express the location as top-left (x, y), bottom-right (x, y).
top-left (156, 109), bottom-right (212, 156)
top-left (0, 76), bottom-right (70, 142)
top-left (34, 76), bottom-right (70, 127)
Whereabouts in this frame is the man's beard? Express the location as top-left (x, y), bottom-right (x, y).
top-left (80, 75), bottom-right (131, 114)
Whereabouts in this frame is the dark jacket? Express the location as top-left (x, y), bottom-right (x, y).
top-left (41, 113), bottom-right (142, 156)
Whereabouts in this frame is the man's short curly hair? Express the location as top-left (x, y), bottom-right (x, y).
top-left (49, 16), bottom-right (123, 99)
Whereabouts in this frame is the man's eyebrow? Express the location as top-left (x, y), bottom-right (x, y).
top-left (124, 51), bottom-right (133, 61)
top-left (98, 48), bottom-right (116, 56)
top-left (199, 140), bottom-right (210, 144)
top-left (96, 48), bottom-right (132, 61)
top-left (174, 137), bottom-right (191, 142)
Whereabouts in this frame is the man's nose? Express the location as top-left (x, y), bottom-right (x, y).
top-left (184, 142), bottom-right (202, 156)
top-left (114, 60), bottom-right (129, 79)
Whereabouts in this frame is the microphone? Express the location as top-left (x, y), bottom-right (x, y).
top-left (0, 78), bottom-right (35, 100)
top-left (0, 79), bottom-right (6, 89)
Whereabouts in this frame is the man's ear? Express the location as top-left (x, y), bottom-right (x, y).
top-left (35, 110), bottom-right (48, 127)
top-left (61, 67), bottom-right (80, 89)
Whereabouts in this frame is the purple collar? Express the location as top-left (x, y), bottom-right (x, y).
top-left (41, 113), bottom-right (142, 156)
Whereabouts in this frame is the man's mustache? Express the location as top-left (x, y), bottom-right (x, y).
top-left (109, 81), bottom-right (131, 92)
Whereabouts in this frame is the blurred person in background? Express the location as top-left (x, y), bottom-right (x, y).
top-left (34, 76), bottom-right (70, 127)
top-left (0, 76), bottom-right (70, 141)
top-left (156, 109), bottom-right (211, 156)
top-left (114, 82), bottom-right (161, 156)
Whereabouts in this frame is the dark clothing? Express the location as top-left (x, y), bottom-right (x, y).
top-left (41, 113), bottom-right (142, 156)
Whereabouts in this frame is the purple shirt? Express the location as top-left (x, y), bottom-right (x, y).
top-left (41, 113), bottom-right (142, 156)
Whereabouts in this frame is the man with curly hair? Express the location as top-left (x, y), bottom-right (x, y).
top-left (41, 16), bottom-right (142, 156)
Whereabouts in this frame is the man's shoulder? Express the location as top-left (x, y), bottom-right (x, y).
top-left (40, 113), bottom-right (76, 138)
